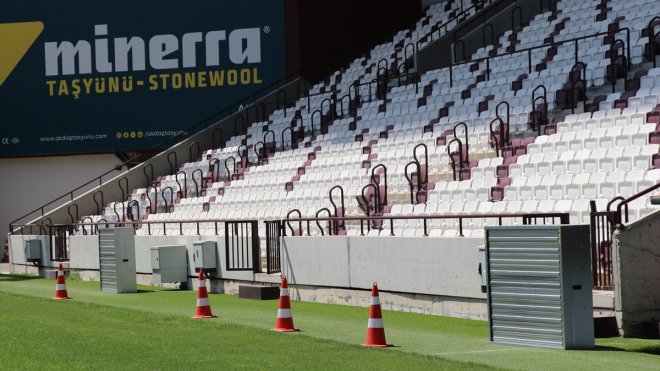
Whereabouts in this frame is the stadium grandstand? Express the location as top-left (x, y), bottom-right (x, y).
top-left (3, 0), bottom-right (660, 341)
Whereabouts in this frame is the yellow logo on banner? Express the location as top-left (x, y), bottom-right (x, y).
top-left (0, 21), bottom-right (44, 86)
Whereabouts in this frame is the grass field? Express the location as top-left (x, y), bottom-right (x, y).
top-left (1, 274), bottom-right (659, 370)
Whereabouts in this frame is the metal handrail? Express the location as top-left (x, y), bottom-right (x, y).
top-left (371, 164), bottom-right (388, 206)
top-left (285, 209), bottom-right (302, 235)
top-left (145, 185), bottom-right (158, 214)
top-left (118, 176), bottom-right (129, 202)
top-left (448, 28), bottom-right (631, 87)
top-left (532, 84), bottom-right (548, 134)
top-left (166, 151), bottom-right (177, 175)
top-left (489, 117), bottom-right (505, 157)
top-left (647, 17), bottom-right (660, 68)
top-left (93, 190), bottom-right (104, 215)
top-left (143, 163), bottom-right (154, 185)
top-left (209, 158), bottom-right (220, 183)
top-left (361, 183), bottom-right (379, 217)
top-left (614, 182), bottom-right (660, 227)
top-left (188, 141), bottom-right (200, 162)
top-left (161, 186), bottom-right (174, 214)
top-left (416, 0), bottom-right (491, 50)
top-left (67, 203), bottom-right (79, 225)
top-left (11, 210), bottom-right (570, 237)
top-left (447, 138), bottom-right (464, 181)
top-left (191, 168), bottom-right (203, 196)
top-left (281, 212), bottom-right (570, 237)
top-left (9, 70), bottom-right (303, 231)
top-left (315, 208), bottom-right (333, 236)
top-left (452, 122), bottom-right (469, 164)
top-left (175, 170), bottom-right (187, 198)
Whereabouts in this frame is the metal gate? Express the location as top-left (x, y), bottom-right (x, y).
top-left (49, 225), bottom-right (69, 261)
top-left (265, 220), bottom-right (282, 274)
top-left (225, 221), bottom-right (260, 272)
top-left (589, 210), bottom-right (616, 290)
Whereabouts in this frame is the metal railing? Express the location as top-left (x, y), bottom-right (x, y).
top-left (416, 0), bottom-right (493, 51)
top-left (589, 182), bottom-right (660, 290)
top-left (277, 212), bottom-right (569, 238)
top-left (589, 210), bottom-right (616, 290)
top-left (264, 220), bottom-right (283, 274)
top-left (9, 71), bottom-right (304, 233)
top-left (613, 182), bottom-right (660, 227)
top-left (225, 220), bottom-right (259, 272)
top-left (447, 28), bottom-right (631, 87)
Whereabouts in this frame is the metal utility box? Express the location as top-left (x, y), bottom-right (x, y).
top-left (151, 245), bottom-right (188, 284)
top-left (24, 239), bottom-right (42, 262)
top-left (484, 225), bottom-right (594, 350)
top-left (98, 228), bottom-right (137, 293)
top-left (192, 241), bottom-right (217, 271)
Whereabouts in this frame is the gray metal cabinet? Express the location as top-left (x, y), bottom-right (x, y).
top-left (24, 239), bottom-right (41, 262)
top-left (98, 228), bottom-right (137, 293)
top-left (192, 241), bottom-right (217, 271)
top-left (150, 245), bottom-right (188, 284)
top-left (484, 225), bottom-right (594, 349)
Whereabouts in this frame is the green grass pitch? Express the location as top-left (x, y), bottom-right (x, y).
top-left (1, 274), bottom-right (659, 370)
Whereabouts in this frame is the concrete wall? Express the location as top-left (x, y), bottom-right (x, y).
top-left (7, 234), bottom-right (55, 274)
top-left (613, 210), bottom-right (660, 337)
top-left (281, 236), bottom-right (486, 299)
top-left (10, 232), bottom-right (489, 318)
top-left (1, 154), bottom-right (120, 244)
top-left (11, 233), bottom-right (254, 282)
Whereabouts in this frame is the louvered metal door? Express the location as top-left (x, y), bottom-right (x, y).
top-left (485, 225), bottom-right (594, 350)
top-left (99, 228), bottom-right (118, 293)
top-left (98, 228), bottom-right (136, 293)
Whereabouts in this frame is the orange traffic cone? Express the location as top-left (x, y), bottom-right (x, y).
top-left (192, 268), bottom-right (217, 319)
top-left (362, 282), bottom-right (393, 347)
top-left (52, 263), bottom-right (71, 300)
top-left (272, 275), bottom-right (299, 332)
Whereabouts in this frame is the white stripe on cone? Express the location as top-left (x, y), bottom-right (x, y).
top-left (277, 308), bottom-right (292, 318)
top-left (197, 297), bottom-right (209, 307)
top-left (368, 318), bottom-right (384, 328)
top-left (57, 270), bottom-right (64, 276)
top-left (198, 280), bottom-right (206, 288)
top-left (56, 284), bottom-right (67, 291)
top-left (371, 296), bottom-right (380, 305)
top-left (280, 287), bottom-right (289, 296)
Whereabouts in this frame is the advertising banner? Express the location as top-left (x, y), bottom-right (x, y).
top-left (0, 0), bottom-right (286, 157)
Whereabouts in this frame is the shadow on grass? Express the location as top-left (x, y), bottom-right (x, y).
top-left (0, 274), bottom-right (42, 282)
top-left (636, 345), bottom-right (660, 355)
top-left (594, 344), bottom-right (660, 355)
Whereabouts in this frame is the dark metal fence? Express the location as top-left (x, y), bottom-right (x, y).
top-left (224, 220), bottom-right (259, 272)
top-left (589, 211), bottom-right (616, 290)
top-left (589, 182), bottom-right (660, 290)
top-left (49, 225), bottom-right (69, 261)
top-left (265, 220), bottom-right (283, 274)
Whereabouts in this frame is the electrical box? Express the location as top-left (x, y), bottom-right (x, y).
top-left (192, 241), bottom-right (217, 271)
top-left (24, 239), bottom-right (42, 262)
top-left (484, 225), bottom-right (594, 350)
top-left (98, 228), bottom-right (137, 293)
top-left (151, 245), bottom-right (188, 284)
